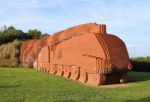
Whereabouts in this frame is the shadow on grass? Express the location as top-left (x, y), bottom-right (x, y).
top-left (127, 60), bottom-right (150, 84)
top-left (0, 84), bottom-right (21, 89)
top-left (53, 99), bottom-right (76, 102)
top-left (0, 75), bottom-right (16, 78)
top-left (128, 71), bottom-right (150, 83)
top-left (124, 96), bottom-right (150, 102)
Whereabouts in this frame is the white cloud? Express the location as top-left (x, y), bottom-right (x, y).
top-left (127, 44), bottom-right (140, 49)
top-left (99, 16), bottom-right (109, 21)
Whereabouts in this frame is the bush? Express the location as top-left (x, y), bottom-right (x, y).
top-left (0, 40), bottom-right (22, 67)
top-left (132, 57), bottom-right (150, 72)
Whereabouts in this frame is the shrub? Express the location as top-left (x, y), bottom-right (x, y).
top-left (0, 40), bottom-right (22, 67)
top-left (132, 57), bottom-right (150, 72)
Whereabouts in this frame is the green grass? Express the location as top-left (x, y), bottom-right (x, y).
top-left (0, 67), bottom-right (150, 102)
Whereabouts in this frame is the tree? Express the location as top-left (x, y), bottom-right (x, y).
top-left (27, 29), bottom-right (42, 39)
top-left (0, 26), bottom-right (25, 44)
top-left (0, 26), bottom-right (43, 45)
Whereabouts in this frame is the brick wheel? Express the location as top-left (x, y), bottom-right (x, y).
top-left (63, 66), bottom-right (71, 78)
top-left (70, 66), bottom-right (80, 80)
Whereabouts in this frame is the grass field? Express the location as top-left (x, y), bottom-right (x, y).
top-left (0, 67), bottom-right (150, 102)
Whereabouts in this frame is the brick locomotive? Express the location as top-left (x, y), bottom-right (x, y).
top-left (20, 23), bottom-right (132, 86)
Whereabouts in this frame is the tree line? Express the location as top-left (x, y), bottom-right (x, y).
top-left (0, 26), bottom-right (46, 45)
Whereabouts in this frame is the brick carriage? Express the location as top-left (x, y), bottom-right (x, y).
top-left (20, 23), bottom-right (132, 86)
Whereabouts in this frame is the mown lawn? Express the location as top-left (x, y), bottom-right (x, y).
top-left (0, 67), bottom-right (150, 102)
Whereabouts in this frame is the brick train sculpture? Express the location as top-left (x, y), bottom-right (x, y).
top-left (20, 23), bottom-right (132, 86)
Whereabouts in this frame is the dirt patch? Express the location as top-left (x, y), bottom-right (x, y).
top-left (76, 80), bottom-right (137, 88)
top-left (99, 82), bottom-right (137, 88)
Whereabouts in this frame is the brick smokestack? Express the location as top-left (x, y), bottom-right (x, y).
top-left (89, 24), bottom-right (107, 34)
top-left (99, 24), bottom-right (106, 34)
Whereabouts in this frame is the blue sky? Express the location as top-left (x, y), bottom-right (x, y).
top-left (0, 0), bottom-right (149, 57)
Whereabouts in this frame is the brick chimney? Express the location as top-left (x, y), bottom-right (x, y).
top-left (90, 24), bottom-right (106, 34)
